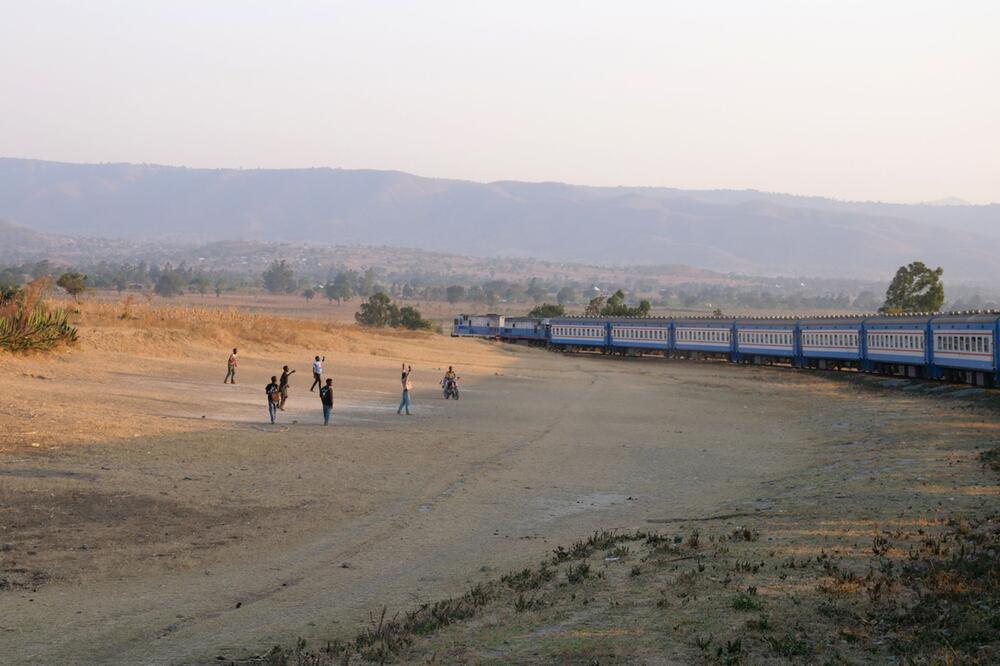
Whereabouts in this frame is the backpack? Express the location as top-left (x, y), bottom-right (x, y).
top-left (267, 385), bottom-right (280, 402)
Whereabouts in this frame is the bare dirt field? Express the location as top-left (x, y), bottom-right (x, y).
top-left (1, 301), bottom-right (998, 664)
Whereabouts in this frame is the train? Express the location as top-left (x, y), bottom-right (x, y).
top-left (452, 312), bottom-right (1000, 387)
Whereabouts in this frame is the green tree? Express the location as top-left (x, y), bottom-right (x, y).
top-left (56, 272), bottom-right (87, 301)
top-left (262, 260), bottom-right (296, 294)
top-left (526, 278), bottom-right (547, 303)
top-left (556, 286), bottom-right (575, 306)
top-left (189, 275), bottom-right (211, 294)
top-left (590, 289), bottom-right (651, 317)
top-left (355, 292), bottom-right (400, 327)
top-left (446, 285), bottom-right (466, 304)
top-left (399, 305), bottom-right (432, 330)
top-left (302, 288), bottom-right (316, 301)
top-left (584, 295), bottom-right (605, 316)
top-left (528, 303), bottom-right (565, 317)
top-left (154, 271), bottom-right (186, 297)
top-left (359, 268), bottom-right (377, 298)
top-left (325, 272), bottom-right (354, 303)
top-left (880, 262), bottom-right (944, 313)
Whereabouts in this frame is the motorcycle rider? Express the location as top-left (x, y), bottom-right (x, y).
top-left (442, 366), bottom-right (459, 398)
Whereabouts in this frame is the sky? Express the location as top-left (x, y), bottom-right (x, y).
top-left (1, 0), bottom-right (998, 204)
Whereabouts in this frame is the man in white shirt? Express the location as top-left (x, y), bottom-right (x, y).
top-left (397, 363), bottom-right (412, 415)
top-left (310, 355), bottom-right (325, 392)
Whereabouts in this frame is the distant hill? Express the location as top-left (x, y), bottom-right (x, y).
top-left (1, 158), bottom-right (998, 280)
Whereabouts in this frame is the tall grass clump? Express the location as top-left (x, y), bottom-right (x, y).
top-left (0, 278), bottom-right (78, 353)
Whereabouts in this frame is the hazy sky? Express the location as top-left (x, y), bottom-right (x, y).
top-left (2, 1), bottom-right (998, 203)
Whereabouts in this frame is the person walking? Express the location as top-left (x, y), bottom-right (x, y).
top-left (224, 348), bottom-right (238, 384)
top-left (319, 378), bottom-right (333, 426)
top-left (397, 363), bottom-right (412, 415)
top-left (278, 365), bottom-right (296, 411)
top-left (265, 376), bottom-right (280, 424)
top-left (310, 355), bottom-right (325, 392)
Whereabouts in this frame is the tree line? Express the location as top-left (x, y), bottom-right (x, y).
top-left (0, 258), bottom-right (962, 316)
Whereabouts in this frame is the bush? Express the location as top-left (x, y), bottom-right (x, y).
top-left (356, 295), bottom-right (432, 330)
top-left (399, 306), bottom-right (432, 330)
top-left (528, 303), bottom-right (565, 317)
top-left (355, 293), bottom-right (400, 327)
top-left (0, 278), bottom-right (78, 353)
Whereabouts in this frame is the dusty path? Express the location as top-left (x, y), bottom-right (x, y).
top-left (1, 327), bottom-right (970, 664)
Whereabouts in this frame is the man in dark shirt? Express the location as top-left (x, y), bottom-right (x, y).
top-left (265, 376), bottom-right (280, 424)
top-left (278, 365), bottom-right (295, 411)
top-left (319, 378), bottom-right (333, 425)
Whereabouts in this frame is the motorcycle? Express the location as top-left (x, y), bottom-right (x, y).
top-left (441, 377), bottom-right (460, 400)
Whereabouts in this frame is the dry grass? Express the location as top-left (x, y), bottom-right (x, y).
top-left (67, 297), bottom-right (437, 356)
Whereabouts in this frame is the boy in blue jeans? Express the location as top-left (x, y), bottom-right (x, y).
top-left (319, 378), bottom-right (333, 425)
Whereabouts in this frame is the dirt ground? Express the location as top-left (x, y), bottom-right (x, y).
top-left (1, 303), bottom-right (998, 664)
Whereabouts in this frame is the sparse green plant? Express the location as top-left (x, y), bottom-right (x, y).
top-left (565, 562), bottom-right (591, 584)
top-left (513, 594), bottom-right (544, 613)
top-left (501, 565), bottom-right (553, 592)
top-left (872, 534), bottom-right (891, 557)
top-left (745, 614), bottom-right (771, 632)
top-left (732, 586), bottom-right (762, 611)
top-left (764, 633), bottom-right (813, 657)
top-left (0, 278), bottom-right (78, 353)
top-left (730, 526), bottom-right (760, 542)
top-left (716, 637), bottom-right (743, 665)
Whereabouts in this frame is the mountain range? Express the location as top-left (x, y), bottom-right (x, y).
top-left (1, 157), bottom-right (998, 280)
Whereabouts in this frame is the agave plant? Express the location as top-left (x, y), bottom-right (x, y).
top-left (0, 278), bottom-right (78, 353)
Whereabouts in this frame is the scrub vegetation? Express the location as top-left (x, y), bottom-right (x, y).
top-left (239, 512), bottom-right (1000, 665)
top-left (0, 277), bottom-right (77, 353)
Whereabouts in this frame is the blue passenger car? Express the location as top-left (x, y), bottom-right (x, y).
top-left (608, 318), bottom-right (671, 354)
top-left (863, 315), bottom-right (930, 377)
top-left (798, 316), bottom-right (864, 369)
top-left (673, 318), bottom-right (734, 358)
top-left (734, 318), bottom-right (797, 363)
top-left (930, 313), bottom-right (999, 386)
top-left (548, 317), bottom-right (609, 351)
